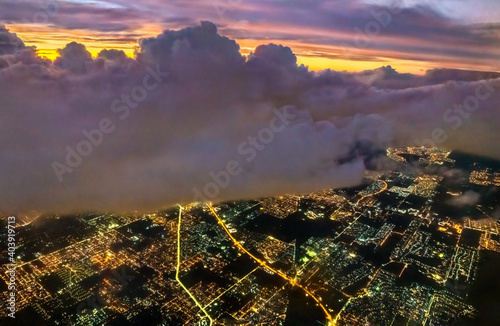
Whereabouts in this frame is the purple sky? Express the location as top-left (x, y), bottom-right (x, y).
top-left (1, 0), bottom-right (499, 72)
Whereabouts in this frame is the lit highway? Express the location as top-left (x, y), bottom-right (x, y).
top-left (206, 203), bottom-right (335, 326)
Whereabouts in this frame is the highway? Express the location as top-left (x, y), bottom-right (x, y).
top-left (175, 205), bottom-right (214, 326)
top-left (207, 203), bottom-right (335, 326)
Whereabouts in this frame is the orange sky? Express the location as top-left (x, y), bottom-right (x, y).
top-left (7, 23), bottom-right (484, 75)
top-left (5, 3), bottom-right (500, 76)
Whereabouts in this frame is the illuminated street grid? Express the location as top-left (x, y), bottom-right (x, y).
top-left (1, 147), bottom-right (500, 325)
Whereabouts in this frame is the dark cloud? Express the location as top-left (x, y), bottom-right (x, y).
top-left (54, 41), bottom-right (93, 74)
top-left (0, 1), bottom-right (143, 32)
top-left (0, 22), bottom-right (500, 215)
top-left (136, 21), bottom-right (243, 67)
top-left (0, 25), bottom-right (49, 68)
top-left (424, 69), bottom-right (500, 85)
top-left (0, 25), bottom-right (25, 54)
top-left (345, 66), bottom-right (500, 89)
top-left (249, 44), bottom-right (298, 68)
top-left (97, 49), bottom-right (128, 61)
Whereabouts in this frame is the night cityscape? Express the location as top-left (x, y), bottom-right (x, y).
top-left (2, 147), bottom-right (500, 325)
top-left (2, 0), bottom-right (500, 325)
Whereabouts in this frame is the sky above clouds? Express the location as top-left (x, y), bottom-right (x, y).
top-left (1, 0), bottom-right (499, 73)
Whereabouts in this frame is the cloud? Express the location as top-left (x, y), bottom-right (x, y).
top-left (0, 25), bottom-right (25, 54)
top-left (0, 25), bottom-right (49, 67)
top-left (0, 22), bottom-right (499, 214)
top-left (54, 41), bottom-right (93, 74)
top-left (350, 66), bottom-right (500, 89)
top-left (0, 1), bottom-right (143, 32)
top-left (493, 207), bottom-right (500, 221)
top-left (448, 190), bottom-right (481, 207)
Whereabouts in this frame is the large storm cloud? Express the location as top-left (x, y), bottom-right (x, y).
top-left (1, 22), bottom-right (499, 214)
